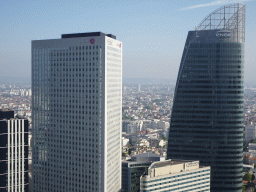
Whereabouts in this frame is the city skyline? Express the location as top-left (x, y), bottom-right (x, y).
top-left (0, 0), bottom-right (256, 81)
top-left (0, 1), bottom-right (256, 191)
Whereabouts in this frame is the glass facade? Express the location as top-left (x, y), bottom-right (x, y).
top-left (167, 3), bottom-right (245, 192)
top-left (122, 161), bottom-right (151, 192)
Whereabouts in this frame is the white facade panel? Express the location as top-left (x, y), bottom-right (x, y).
top-left (0, 118), bottom-right (28, 192)
top-left (140, 160), bottom-right (210, 192)
top-left (32, 32), bottom-right (122, 192)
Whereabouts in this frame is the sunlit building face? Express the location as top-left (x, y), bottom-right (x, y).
top-left (32, 32), bottom-right (122, 192)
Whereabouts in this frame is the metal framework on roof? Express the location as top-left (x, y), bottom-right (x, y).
top-left (197, 3), bottom-right (245, 42)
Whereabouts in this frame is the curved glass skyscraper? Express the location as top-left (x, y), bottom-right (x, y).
top-left (167, 4), bottom-right (245, 192)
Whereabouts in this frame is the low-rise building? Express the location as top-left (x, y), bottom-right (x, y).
top-left (245, 122), bottom-right (256, 143)
top-left (140, 159), bottom-right (210, 192)
top-left (249, 143), bottom-right (256, 151)
top-left (243, 164), bottom-right (254, 172)
top-left (122, 153), bottom-right (164, 192)
top-left (123, 137), bottom-right (130, 147)
top-left (131, 152), bottom-right (165, 162)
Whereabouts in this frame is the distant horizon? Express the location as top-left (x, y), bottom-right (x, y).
top-left (1, 75), bottom-right (256, 85)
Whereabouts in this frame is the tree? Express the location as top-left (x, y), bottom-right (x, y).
top-left (243, 172), bottom-right (252, 182)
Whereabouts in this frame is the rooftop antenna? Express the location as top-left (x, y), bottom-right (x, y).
top-left (194, 26), bottom-right (199, 37)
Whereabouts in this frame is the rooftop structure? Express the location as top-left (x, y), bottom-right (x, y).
top-left (0, 108), bottom-right (14, 119)
top-left (131, 152), bottom-right (165, 162)
top-left (197, 3), bottom-right (245, 43)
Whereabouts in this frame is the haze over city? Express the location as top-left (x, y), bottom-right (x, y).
top-left (1, 1), bottom-right (256, 191)
top-left (0, 0), bottom-right (256, 82)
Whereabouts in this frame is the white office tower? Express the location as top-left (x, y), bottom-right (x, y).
top-left (31, 32), bottom-right (122, 192)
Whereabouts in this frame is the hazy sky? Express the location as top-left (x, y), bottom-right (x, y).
top-left (0, 0), bottom-right (255, 82)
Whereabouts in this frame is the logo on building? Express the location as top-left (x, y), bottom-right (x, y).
top-left (186, 162), bottom-right (199, 167)
top-left (216, 30), bottom-right (232, 38)
top-left (90, 38), bottom-right (95, 44)
top-left (107, 39), bottom-right (113, 45)
top-left (79, 38), bottom-right (89, 43)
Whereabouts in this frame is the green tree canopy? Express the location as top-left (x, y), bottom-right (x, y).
top-left (243, 172), bottom-right (252, 182)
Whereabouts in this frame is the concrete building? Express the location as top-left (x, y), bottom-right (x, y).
top-left (245, 123), bottom-right (256, 143)
top-left (249, 143), bottom-right (256, 151)
top-left (139, 139), bottom-right (150, 148)
top-left (32, 32), bottom-right (122, 192)
top-left (0, 109), bottom-right (29, 192)
top-left (123, 120), bottom-right (143, 133)
top-left (159, 140), bottom-right (167, 147)
top-left (122, 161), bottom-right (152, 192)
top-left (142, 120), bottom-right (152, 131)
top-left (122, 153), bottom-right (164, 192)
top-left (243, 164), bottom-right (254, 172)
top-left (122, 137), bottom-right (130, 147)
top-left (151, 119), bottom-right (159, 129)
top-left (243, 144), bottom-right (256, 165)
top-left (158, 120), bottom-right (170, 131)
top-left (131, 152), bottom-right (165, 162)
top-left (140, 160), bottom-right (210, 192)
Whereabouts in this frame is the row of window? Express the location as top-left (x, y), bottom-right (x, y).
top-left (142, 169), bottom-right (210, 183)
top-left (50, 51), bottom-right (99, 57)
top-left (142, 182), bottom-right (210, 191)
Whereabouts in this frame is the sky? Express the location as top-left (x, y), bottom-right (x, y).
top-left (0, 0), bottom-right (255, 82)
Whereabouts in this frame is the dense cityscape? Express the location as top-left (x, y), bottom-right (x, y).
top-left (1, 1), bottom-right (256, 192)
top-left (1, 80), bottom-right (256, 176)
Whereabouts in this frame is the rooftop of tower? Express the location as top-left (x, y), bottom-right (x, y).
top-left (61, 31), bottom-right (116, 39)
top-left (197, 3), bottom-right (245, 31)
top-left (195, 3), bottom-right (245, 43)
top-left (148, 159), bottom-right (197, 169)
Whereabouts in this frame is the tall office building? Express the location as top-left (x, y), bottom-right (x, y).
top-left (167, 4), bottom-right (245, 191)
top-left (0, 109), bottom-right (29, 192)
top-left (32, 32), bottom-right (122, 192)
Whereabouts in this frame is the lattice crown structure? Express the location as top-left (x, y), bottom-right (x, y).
top-left (197, 3), bottom-right (245, 42)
